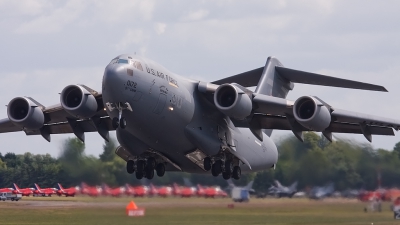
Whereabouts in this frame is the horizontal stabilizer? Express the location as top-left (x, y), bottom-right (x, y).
top-left (275, 66), bottom-right (387, 92)
top-left (212, 67), bottom-right (264, 87)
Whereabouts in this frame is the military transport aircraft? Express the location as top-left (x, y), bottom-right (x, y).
top-left (1, 55), bottom-right (400, 180)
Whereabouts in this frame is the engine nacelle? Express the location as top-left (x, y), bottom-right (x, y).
top-left (7, 97), bottom-right (44, 130)
top-left (293, 96), bottom-right (331, 131)
top-left (214, 84), bottom-right (252, 120)
top-left (60, 85), bottom-right (98, 118)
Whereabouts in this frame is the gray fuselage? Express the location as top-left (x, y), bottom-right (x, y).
top-left (101, 54), bottom-right (278, 174)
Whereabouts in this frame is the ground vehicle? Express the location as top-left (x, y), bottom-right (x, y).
top-left (231, 187), bottom-right (249, 202)
top-left (0, 192), bottom-right (22, 201)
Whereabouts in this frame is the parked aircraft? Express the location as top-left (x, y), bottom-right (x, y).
top-left (1, 55), bottom-right (400, 180)
top-left (309, 183), bottom-right (334, 199)
top-left (196, 185), bottom-right (206, 197)
top-left (0, 187), bottom-right (13, 193)
top-left (204, 186), bottom-right (228, 198)
top-left (227, 180), bottom-right (255, 193)
top-left (12, 183), bottom-right (33, 196)
top-left (80, 183), bottom-right (101, 197)
top-left (101, 184), bottom-right (124, 197)
top-left (134, 185), bottom-right (149, 197)
top-left (268, 180), bottom-right (297, 198)
top-left (56, 183), bottom-right (77, 197)
top-left (33, 183), bottom-right (56, 196)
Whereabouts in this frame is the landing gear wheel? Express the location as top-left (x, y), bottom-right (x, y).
top-left (224, 160), bottom-right (232, 174)
top-left (119, 117), bottom-right (127, 129)
top-left (126, 160), bottom-right (135, 174)
top-left (146, 168), bottom-right (155, 179)
top-left (203, 157), bottom-right (211, 171)
top-left (211, 160), bottom-right (222, 177)
top-left (112, 117), bottom-right (119, 129)
top-left (222, 172), bottom-right (231, 180)
top-left (232, 166), bottom-right (241, 180)
top-left (135, 171), bottom-right (144, 179)
top-left (156, 163), bottom-right (165, 177)
top-left (147, 157), bottom-right (156, 170)
top-left (136, 160), bottom-right (145, 172)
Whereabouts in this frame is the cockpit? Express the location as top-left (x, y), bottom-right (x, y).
top-left (109, 56), bottom-right (143, 71)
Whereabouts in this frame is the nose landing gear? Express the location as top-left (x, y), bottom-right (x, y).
top-left (109, 102), bottom-right (131, 129)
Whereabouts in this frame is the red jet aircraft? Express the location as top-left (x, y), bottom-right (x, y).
top-left (13, 183), bottom-right (33, 196)
top-left (56, 183), bottom-right (77, 197)
top-left (102, 184), bottom-right (124, 197)
top-left (80, 182), bottom-right (101, 197)
top-left (0, 187), bottom-right (13, 193)
top-left (33, 183), bottom-right (56, 196)
top-left (126, 184), bottom-right (148, 197)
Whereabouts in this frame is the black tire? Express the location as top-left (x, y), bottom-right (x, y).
top-left (211, 160), bottom-right (222, 177)
top-left (203, 157), bottom-right (211, 171)
top-left (224, 160), bottom-right (232, 174)
top-left (112, 117), bottom-right (119, 129)
top-left (135, 171), bottom-right (144, 179)
top-left (232, 166), bottom-right (241, 180)
top-left (146, 168), bottom-right (155, 180)
top-left (126, 160), bottom-right (135, 174)
top-left (119, 117), bottom-right (127, 129)
top-left (136, 160), bottom-right (145, 172)
top-left (156, 163), bottom-right (166, 177)
top-left (147, 157), bottom-right (157, 170)
top-left (222, 172), bottom-right (231, 180)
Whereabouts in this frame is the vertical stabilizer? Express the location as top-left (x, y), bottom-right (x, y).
top-left (255, 57), bottom-right (293, 98)
top-left (13, 183), bottom-right (20, 191)
top-left (245, 181), bottom-right (254, 191)
top-left (254, 57), bottom-right (294, 137)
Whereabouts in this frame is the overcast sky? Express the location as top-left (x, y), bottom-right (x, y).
top-left (1, 0), bottom-right (400, 157)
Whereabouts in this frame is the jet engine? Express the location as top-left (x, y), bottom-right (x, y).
top-left (60, 85), bottom-right (98, 118)
top-left (7, 97), bottom-right (44, 130)
top-left (293, 96), bottom-right (331, 131)
top-left (214, 84), bottom-right (252, 120)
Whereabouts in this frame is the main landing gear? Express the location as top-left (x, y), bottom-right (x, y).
top-left (203, 156), bottom-right (241, 180)
top-left (126, 158), bottom-right (165, 180)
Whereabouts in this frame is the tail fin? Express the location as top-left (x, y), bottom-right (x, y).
top-left (289, 181), bottom-right (298, 192)
top-left (227, 179), bottom-right (235, 188)
top-left (58, 183), bottom-right (64, 191)
top-left (255, 57), bottom-right (292, 98)
top-left (274, 180), bottom-right (283, 188)
top-left (183, 178), bottom-right (193, 187)
top-left (13, 183), bottom-right (20, 191)
top-left (245, 181), bottom-right (254, 191)
top-left (34, 183), bottom-right (41, 191)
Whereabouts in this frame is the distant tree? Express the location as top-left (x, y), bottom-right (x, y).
top-left (100, 138), bottom-right (117, 162)
top-left (393, 142), bottom-right (400, 159)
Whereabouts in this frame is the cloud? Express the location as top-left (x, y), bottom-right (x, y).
top-left (13, 0), bottom-right (86, 34)
top-left (114, 29), bottom-right (147, 51)
top-left (182, 9), bottom-right (209, 21)
top-left (154, 22), bottom-right (167, 35)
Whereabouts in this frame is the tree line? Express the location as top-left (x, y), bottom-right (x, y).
top-left (1, 132), bottom-right (399, 192)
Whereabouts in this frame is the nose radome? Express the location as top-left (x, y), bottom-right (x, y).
top-left (102, 64), bottom-right (126, 93)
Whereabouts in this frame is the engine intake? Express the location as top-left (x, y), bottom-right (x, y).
top-left (60, 85), bottom-right (98, 118)
top-left (214, 84), bottom-right (252, 120)
top-left (293, 96), bottom-right (331, 131)
top-left (7, 97), bottom-right (44, 130)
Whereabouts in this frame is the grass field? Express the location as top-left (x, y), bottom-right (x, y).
top-left (0, 197), bottom-right (397, 225)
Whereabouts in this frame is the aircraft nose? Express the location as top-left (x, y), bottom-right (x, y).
top-left (102, 64), bottom-right (126, 94)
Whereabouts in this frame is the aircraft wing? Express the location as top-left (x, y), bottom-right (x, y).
top-left (0, 91), bottom-right (114, 142)
top-left (231, 93), bottom-right (400, 142)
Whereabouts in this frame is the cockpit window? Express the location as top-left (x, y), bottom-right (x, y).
top-left (118, 59), bottom-right (129, 64)
top-left (133, 61), bottom-right (143, 71)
